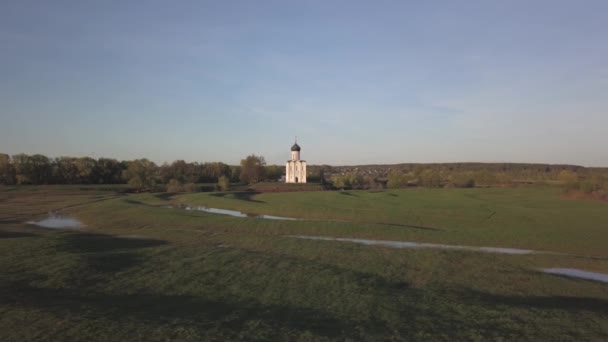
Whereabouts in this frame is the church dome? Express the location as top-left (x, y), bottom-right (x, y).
top-left (291, 143), bottom-right (301, 151)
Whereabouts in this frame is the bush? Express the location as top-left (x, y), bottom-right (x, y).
top-left (217, 175), bottom-right (230, 191)
top-left (473, 171), bottom-right (496, 187)
top-left (166, 179), bottom-right (183, 192)
top-left (330, 174), bottom-right (372, 190)
top-left (451, 172), bottom-right (476, 188)
top-left (387, 171), bottom-right (411, 189)
top-left (580, 175), bottom-right (604, 194)
top-left (125, 159), bottom-right (158, 191)
top-left (557, 170), bottom-right (579, 190)
top-left (496, 173), bottom-right (512, 187)
top-left (419, 169), bottom-right (441, 187)
top-left (183, 183), bottom-right (198, 192)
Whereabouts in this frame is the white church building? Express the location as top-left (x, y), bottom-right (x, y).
top-left (285, 140), bottom-right (307, 183)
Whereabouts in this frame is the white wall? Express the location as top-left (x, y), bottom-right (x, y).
top-left (285, 160), bottom-right (306, 183)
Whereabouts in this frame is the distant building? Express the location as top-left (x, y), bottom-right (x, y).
top-left (285, 140), bottom-right (307, 183)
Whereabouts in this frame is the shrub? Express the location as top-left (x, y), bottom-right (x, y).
top-left (217, 175), bottom-right (230, 191)
top-left (330, 174), bottom-right (372, 190)
top-left (419, 169), bottom-right (441, 187)
top-left (557, 170), bottom-right (579, 190)
top-left (166, 179), bottom-right (183, 192)
top-left (451, 172), bottom-right (476, 188)
top-left (580, 175), bottom-right (604, 194)
top-left (183, 183), bottom-right (198, 192)
top-left (473, 171), bottom-right (496, 187)
top-left (387, 171), bottom-right (411, 189)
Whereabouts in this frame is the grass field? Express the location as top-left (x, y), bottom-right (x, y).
top-left (1, 185), bottom-right (607, 340)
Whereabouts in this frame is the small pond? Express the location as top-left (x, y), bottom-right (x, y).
top-left (290, 235), bottom-right (536, 255)
top-left (542, 268), bottom-right (608, 283)
top-left (169, 205), bottom-right (298, 221)
top-left (27, 213), bottom-right (85, 229)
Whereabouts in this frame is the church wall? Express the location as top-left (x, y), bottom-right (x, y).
top-left (286, 160), bottom-right (307, 183)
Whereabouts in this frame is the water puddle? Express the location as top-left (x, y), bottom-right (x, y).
top-left (169, 205), bottom-right (297, 221)
top-left (542, 268), bottom-right (608, 283)
top-left (27, 213), bottom-right (84, 229)
top-left (290, 236), bottom-right (535, 255)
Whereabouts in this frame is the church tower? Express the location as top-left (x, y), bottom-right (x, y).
top-left (286, 139), bottom-right (307, 183)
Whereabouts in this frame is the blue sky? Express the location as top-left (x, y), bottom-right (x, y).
top-left (1, 1), bottom-right (607, 166)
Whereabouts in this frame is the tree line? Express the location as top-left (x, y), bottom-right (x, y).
top-left (327, 167), bottom-right (608, 193)
top-left (3, 152), bottom-right (607, 194)
top-left (0, 153), bottom-right (282, 189)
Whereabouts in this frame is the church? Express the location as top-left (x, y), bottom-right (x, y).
top-left (285, 140), bottom-right (307, 183)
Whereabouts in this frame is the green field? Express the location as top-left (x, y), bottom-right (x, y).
top-left (1, 186), bottom-right (607, 340)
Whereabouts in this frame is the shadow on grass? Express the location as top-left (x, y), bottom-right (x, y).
top-left (60, 232), bottom-right (167, 254)
top-left (210, 191), bottom-right (265, 203)
top-left (85, 252), bottom-right (146, 274)
top-left (373, 222), bottom-right (442, 231)
top-left (0, 219), bottom-right (21, 225)
top-left (1, 241), bottom-right (420, 338)
top-left (0, 230), bottom-right (38, 238)
top-left (123, 198), bottom-right (147, 206)
top-left (0, 253), bottom-right (557, 340)
top-left (57, 232), bottom-right (168, 275)
top-left (339, 191), bottom-right (358, 197)
top-left (566, 254), bottom-right (608, 261)
top-left (123, 197), bottom-right (170, 208)
top-left (0, 281), bottom-right (359, 340)
top-left (463, 289), bottom-right (608, 315)
top-left (154, 192), bottom-right (175, 201)
top-left (5, 237), bottom-right (603, 339)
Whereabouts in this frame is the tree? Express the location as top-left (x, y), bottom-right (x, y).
top-left (451, 172), bottom-right (476, 188)
top-left (419, 169), bottom-right (441, 187)
top-left (12, 154), bottom-right (32, 184)
top-left (495, 173), bottom-right (512, 187)
top-left (230, 166), bottom-right (242, 182)
top-left (30, 154), bottom-right (52, 184)
top-left (0, 153), bottom-right (16, 185)
top-left (473, 171), bottom-right (496, 187)
top-left (74, 157), bottom-right (97, 183)
top-left (12, 154), bottom-right (52, 184)
top-left (348, 174), bottom-right (365, 189)
top-left (169, 160), bottom-right (188, 183)
top-left (96, 158), bottom-right (125, 184)
top-left (557, 170), bottom-right (579, 190)
top-left (217, 175), bottom-right (230, 191)
top-left (55, 157), bottom-right (79, 184)
top-left (331, 175), bottom-right (348, 190)
top-left (204, 162), bottom-right (231, 182)
top-left (239, 155), bottom-right (266, 184)
top-left (264, 165), bottom-right (283, 181)
top-left (166, 179), bottom-right (184, 192)
top-left (387, 170), bottom-right (411, 189)
top-left (124, 159), bottom-right (157, 191)
top-left (183, 183), bottom-right (198, 192)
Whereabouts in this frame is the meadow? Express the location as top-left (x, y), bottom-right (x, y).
top-left (1, 185), bottom-right (607, 340)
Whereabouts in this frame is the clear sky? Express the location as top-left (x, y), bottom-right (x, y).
top-left (1, 1), bottom-right (607, 166)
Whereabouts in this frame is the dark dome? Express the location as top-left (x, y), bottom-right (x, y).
top-left (291, 143), bottom-right (301, 151)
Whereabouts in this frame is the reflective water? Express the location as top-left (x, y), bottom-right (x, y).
top-left (171, 205), bottom-right (297, 220)
top-left (542, 268), bottom-right (608, 283)
top-left (290, 235), bottom-right (535, 255)
top-left (27, 213), bottom-right (84, 229)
